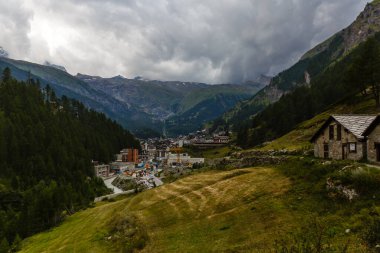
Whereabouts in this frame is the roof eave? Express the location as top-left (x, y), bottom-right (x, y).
top-left (310, 116), bottom-right (334, 143)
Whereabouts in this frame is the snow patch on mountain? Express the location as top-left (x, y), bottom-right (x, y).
top-left (0, 47), bottom-right (9, 58)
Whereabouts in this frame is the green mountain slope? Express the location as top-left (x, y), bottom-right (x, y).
top-left (0, 74), bottom-right (139, 250)
top-left (19, 168), bottom-right (292, 252)
top-left (166, 93), bottom-right (249, 135)
top-left (215, 0), bottom-right (380, 131)
top-left (0, 58), bottom-right (153, 131)
top-left (236, 32), bottom-right (380, 147)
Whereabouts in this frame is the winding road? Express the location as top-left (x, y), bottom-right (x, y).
top-left (103, 176), bottom-right (123, 193)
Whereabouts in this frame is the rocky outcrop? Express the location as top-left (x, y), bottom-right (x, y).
top-left (342, 1), bottom-right (380, 54)
top-left (302, 2), bottom-right (380, 61)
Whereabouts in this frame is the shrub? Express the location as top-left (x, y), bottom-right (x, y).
top-left (0, 238), bottom-right (9, 253)
top-left (363, 210), bottom-right (380, 250)
top-left (106, 213), bottom-right (149, 252)
top-left (331, 167), bottom-right (380, 196)
top-left (273, 218), bottom-right (350, 253)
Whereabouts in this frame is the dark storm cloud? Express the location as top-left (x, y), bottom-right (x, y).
top-left (0, 0), bottom-right (368, 83)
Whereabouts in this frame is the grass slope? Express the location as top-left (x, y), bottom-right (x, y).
top-left (20, 168), bottom-right (291, 252)
top-left (20, 163), bottom-right (373, 252)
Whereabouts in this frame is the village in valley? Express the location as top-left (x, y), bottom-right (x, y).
top-left (94, 113), bottom-right (380, 202)
top-left (93, 130), bottom-right (230, 200)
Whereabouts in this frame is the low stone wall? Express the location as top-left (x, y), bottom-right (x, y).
top-left (239, 155), bottom-right (288, 167)
top-left (210, 154), bottom-right (289, 169)
top-left (232, 149), bottom-right (305, 159)
top-left (94, 190), bottom-right (135, 203)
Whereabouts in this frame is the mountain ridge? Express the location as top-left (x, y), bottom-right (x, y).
top-left (0, 57), bottom-right (266, 137)
top-left (78, 73), bottom-right (266, 135)
top-left (215, 0), bottom-right (380, 131)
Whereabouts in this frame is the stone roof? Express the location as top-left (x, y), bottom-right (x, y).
top-left (332, 115), bottom-right (378, 138)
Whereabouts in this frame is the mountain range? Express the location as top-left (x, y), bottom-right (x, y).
top-left (0, 55), bottom-right (267, 137)
top-left (4, 1), bottom-right (376, 139)
top-left (78, 74), bottom-right (268, 136)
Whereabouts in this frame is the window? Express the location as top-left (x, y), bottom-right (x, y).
top-left (324, 144), bottom-right (329, 158)
top-left (349, 142), bottom-right (357, 153)
top-left (329, 125), bottom-right (334, 140)
top-left (337, 125), bottom-right (342, 141)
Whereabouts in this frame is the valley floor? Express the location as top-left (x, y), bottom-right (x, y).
top-left (19, 163), bottom-right (371, 253)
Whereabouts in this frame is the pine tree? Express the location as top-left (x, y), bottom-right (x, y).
top-left (11, 234), bottom-right (22, 252)
top-left (1, 67), bottom-right (11, 83)
top-left (347, 38), bottom-right (380, 107)
top-left (0, 238), bottom-right (9, 253)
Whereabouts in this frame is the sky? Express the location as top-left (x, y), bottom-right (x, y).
top-left (0, 0), bottom-right (368, 83)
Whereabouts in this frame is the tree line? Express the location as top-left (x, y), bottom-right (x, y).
top-left (0, 68), bottom-right (140, 252)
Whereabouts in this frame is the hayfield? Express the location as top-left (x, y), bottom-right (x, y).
top-left (20, 168), bottom-right (294, 252)
top-left (20, 164), bottom-right (370, 252)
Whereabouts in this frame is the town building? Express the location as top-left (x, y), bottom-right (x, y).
top-left (116, 148), bottom-right (139, 163)
top-left (94, 164), bottom-right (110, 177)
top-left (311, 115), bottom-right (380, 162)
top-left (156, 148), bottom-right (170, 161)
top-left (127, 148), bottom-right (139, 163)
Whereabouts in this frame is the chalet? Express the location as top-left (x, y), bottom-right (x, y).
top-left (311, 115), bottom-right (380, 162)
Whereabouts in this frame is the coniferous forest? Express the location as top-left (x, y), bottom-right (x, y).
top-left (0, 68), bottom-right (140, 251)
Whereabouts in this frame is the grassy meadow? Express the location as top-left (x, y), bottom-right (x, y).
top-left (19, 157), bottom-right (380, 252)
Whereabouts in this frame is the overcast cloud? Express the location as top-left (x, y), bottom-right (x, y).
top-left (0, 0), bottom-right (368, 83)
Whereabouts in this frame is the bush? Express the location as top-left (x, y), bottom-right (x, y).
top-left (278, 158), bottom-right (346, 182)
top-left (106, 213), bottom-right (149, 253)
top-left (0, 238), bottom-right (9, 253)
top-left (274, 218), bottom-right (350, 253)
top-left (363, 210), bottom-right (380, 250)
top-left (331, 167), bottom-right (380, 195)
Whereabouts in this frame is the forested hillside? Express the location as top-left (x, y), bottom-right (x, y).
top-left (0, 58), bottom-right (153, 133)
top-left (236, 34), bottom-right (380, 147)
top-left (212, 0), bottom-right (380, 132)
top-left (0, 68), bottom-right (139, 252)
